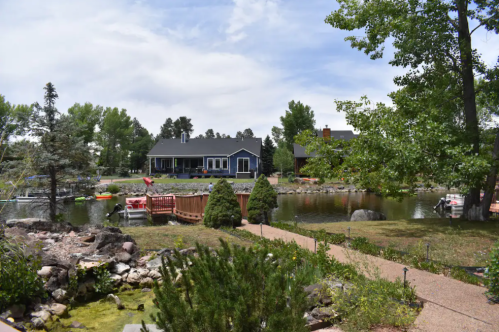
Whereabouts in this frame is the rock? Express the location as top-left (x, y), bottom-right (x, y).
top-left (80, 235), bottom-right (95, 242)
top-left (122, 242), bottom-right (136, 254)
top-left (31, 310), bottom-right (51, 322)
top-left (84, 279), bottom-right (96, 292)
top-left (126, 270), bottom-right (141, 284)
top-left (140, 277), bottom-right (154, 287)
top-left (8, 304), bottom-right (25, 318)
top-left (146, 257), bottom-right (163, 269)
top-left (112, 263), bottom-right (130, 275)
top-left (31, 317), bottom-right (45, 329)
top-left (350, 209), bottom-right (387, 221)
top-left (77, 283), bottom-right (87, 296)
top-left (70, 321), bottom-right (87, 329)
top-left (148, 269), bottom-right (161, 279)
top-left (110, 274), bottom-right (122, 285)
top-left (52, 289), bottom-right (68, 303)
top-left (87, 231), bottom-right (134, 255)
top-left (69, 231), bottom-right (76, 237)
top-left (311, 307), bottom-right (338, 321)
top-left (122, 273), bottom-right (129, 282)
top-left (116, 251), bottom-right (132, 263)
top-left (48, 303), bottom-right (67, 317)
top-left (107, 294), bottom-right (125, 310)
top-left (78, 260), bottom-right (105, 270)
top-left (6, 218), bottom-right (74, 233)
top-left (137, 268), bottom-right (149, 278)
top-left (141, 288), bottom-right (151, 292)
top-left (0, 310), bottom-right (11, 320)
top-left (157, 248), bottom-right (172, 256)
top-left (137, 255), bottom-right (151, 266)
top-left (45, 268), bottom-right (68, 293)
top-left (37, 266), bottom-right (54, 278)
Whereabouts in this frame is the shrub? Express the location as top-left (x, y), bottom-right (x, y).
top-left (350, 237), bottom-right (380, 256)
top-left (247, 175), bottom-right (278, 224)
top-left (117, 166), bottom-right (130, 177)
top-left (486, 241), bottom-right (499, 299)
top-left (203, 179), bottom-right (242, 228)
top-left (0, 240), bottom-right (45, 310)
top-left (288, 173), bottom-right (295, 183)
top-left (107, 184), bottom-right (120, 194)
top-left (93, 263), bottom-right (114, 294)
top-left (174, 235), bottom-right (184, 249)
top-left (145, 240), bottom-right (309, 332)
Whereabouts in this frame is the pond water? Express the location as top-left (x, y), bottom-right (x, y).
top-left (0, 192), bottom-right (455, 226)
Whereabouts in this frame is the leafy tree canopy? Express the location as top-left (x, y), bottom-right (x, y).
top-left (236, 128), bottom-right (255, 139)
top-left (273, 146), bottom-right (294, 177)
top-left (158, 117), bottom-right (174, 140)
top-left (67, 102), bottom-right (102, 144)
top-left (173, 116), bottom-right (193, 138)
top-left (0, 95), bottom-right (32, 142)
top-left (280, 101), bottom-right (315, 151)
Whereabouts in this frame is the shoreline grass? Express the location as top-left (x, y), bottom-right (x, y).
top-left (298, 219), bottom-right (499, 267)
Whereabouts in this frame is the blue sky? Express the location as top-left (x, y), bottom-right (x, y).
top-left (0, 0), bottom-right (497, 138)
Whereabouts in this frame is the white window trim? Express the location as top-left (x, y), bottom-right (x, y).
top-left (207, 158), bottom-right (214, 170)
top-left (222, 158), bottom-right (228, 170)
top-left (237, 157), bottom-right (250, 173)
top-left (215, 158), bottom-right (222, 170)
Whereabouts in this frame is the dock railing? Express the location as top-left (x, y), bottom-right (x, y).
top-left (146, 194), bottom-right (175, 215)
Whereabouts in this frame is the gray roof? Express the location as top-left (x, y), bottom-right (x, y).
top-left (293, 130), bottom-right (357, 158)
top-left (148, 138), bottom-right (262, 157)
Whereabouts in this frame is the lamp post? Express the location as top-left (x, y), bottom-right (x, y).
top-left (314, 238), bottom-right (317, 254)
top-left (449, 215), bottom-right (452, 226)
top-left (347, 226), bottom-right (351, 238)
top-left (294, 215), bottom-right (298, 227)
top-left (426, 243), bottom-right (430, 262)
top-left (260, 222), bottom-right (263, 239)
top-left (231, 215), bottom-right (234, 229)
top-left (403, 267), bottom-right (409, 289)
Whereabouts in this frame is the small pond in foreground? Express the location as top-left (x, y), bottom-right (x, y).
top-left (0, 192), bottom-right (454, 226)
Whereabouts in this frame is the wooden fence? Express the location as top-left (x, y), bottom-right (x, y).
top-left (173, 193), bottom-right (250, 223)
top-left (146, 195), bottom-right (175, 215)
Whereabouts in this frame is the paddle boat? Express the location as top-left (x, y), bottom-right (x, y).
top-left (96, 193), bottom-right (113, 199)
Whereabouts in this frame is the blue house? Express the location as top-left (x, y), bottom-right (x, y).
top-left (147, 133), bottom-right (262, 179)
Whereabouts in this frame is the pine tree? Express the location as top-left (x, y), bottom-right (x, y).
top-left (262, 135), bottom-right (275, 176)
top-left (142, 240), bottom-right (308, 332)
top-left (247, 174), bottom-right (278, 224)
top-left (203, 179), bottom-right (242, 228)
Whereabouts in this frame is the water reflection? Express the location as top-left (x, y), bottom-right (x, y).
top-left (0, 192), bottom-right (456, 225)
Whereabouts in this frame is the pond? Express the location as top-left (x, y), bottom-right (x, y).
top-left (0, 192), bottom-right (455, 226)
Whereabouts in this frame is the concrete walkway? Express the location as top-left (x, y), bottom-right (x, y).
top-left (239, 221), bottom-right (499, 332)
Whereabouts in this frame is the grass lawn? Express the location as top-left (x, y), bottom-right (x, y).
top-left (300, 219), bottom-right (499, 267)
top-left (122, 224), bottom-right (251, 250)
top-left (119, 178), bottom-right (254, 184)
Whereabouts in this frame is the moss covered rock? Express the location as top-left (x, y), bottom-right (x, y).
top-left (247, 175), bottom-right (278, 224)
top-left (203, 179), bottom-right (242, 228)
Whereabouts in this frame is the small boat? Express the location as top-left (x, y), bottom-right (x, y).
top-left (0, 199), bottom-right (16, 203)
top-left (75, 196), bottom-right (94, 202)
top-left (447, 194), bottom-right (464, 210)
top-left (96, 193), bottom-right (113, 199)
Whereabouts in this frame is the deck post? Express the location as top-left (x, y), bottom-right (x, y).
top-left (149, 157), bottom-right (151, 175)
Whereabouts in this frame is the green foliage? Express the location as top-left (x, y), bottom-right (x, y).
top-left (172, 116), bottom-right (193, 138)
top-left (54, 213), bottom-right (65, 223)
top-left (271, 222), bottom-right (346, 245)
top-left (262, 135), bottom-right (275, 176)
top-left (203, 179), bottom-right (242, 229)
top-left (0, 94), bottom-right (32, 142)
top-left (93, 264), bottom-right (114, 294)
top-left (144, 240), bottom-right (309, 332)
top-left (450, 267), bottom-right (481, 286)
top-left (158, 118), bottom-right (174, 140)
top-left (235, 128), bottom-right (255, 139)
top-left (130, 118), bottom-right (154, 172)
top-left (68, 267), bottom-right (87, 298)
top-left (107, 184), bottom-right (120, 194)
top-left (0, 240), bottom-right (45, 310)
top-left (280, 100), bottom-right (315, 151)
top-left (328, 276), bottom-right (418, 330)
top-left (67, 102), bottom-right (102, 145)
top-left (350, 237), bottom-right (380, 256)
top-left (174, 235), bottom-right (185, 250)
top-left (117, 166), bottom-right (130, 177)
top-left (273, 146), bottom-right (294, 176)
top-left (287, 173), bottom-right (295, 183)
top-left (247, 175), bottom-right (278, 224)
top-left (485, 241), bottom-right (499, 299)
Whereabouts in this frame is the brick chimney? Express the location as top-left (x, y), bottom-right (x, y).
top-left (323, 125), bottom-right (331, 141)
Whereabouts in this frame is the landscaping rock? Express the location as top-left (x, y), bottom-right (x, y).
top-left (179, 247), bottom-right (196, 256)
top-left (141, 288), bottom-right (151, 292)
top-left (80, 235), bottom-right (95, 242)
top-left (137, 268), bottom-right (149, 278)
top-left (48, 303), bottom-right (67, 317)
top-left (311, 307), bottom-right (338, 321)
top-left (31, 310), bottom-right (51, 322)
top-left (8, 304), bottom-right (25, 319)
top-left (84, 279), bottom-right (95, 292)
top-left (110, 274), bottom-right (122, 286)
top-left (148, 269), bottom-right (161, 279)
top-left (116, 251), bottom-right (132, 263)
top-left (37, 266), bottom-right (54, 278)
top-left (88, 231), bottom-right (134, 255)
top-left (140, 277), bottom-right (154, 287)
top-left (77, 283), bottom-right (87, 296)
top-left (350, 209), bottom-right (387, 221)
top-left (31, 317), bottom-right (45, 329)
top-left (107, 294), bottom-right (125, 310)
top-left (127, 269), bottom-right (141, 284)
top-left (146, 257), bottom-right (163, 269)
top-left (122, 242), bottom-right (136, 254)
top-left (70, 321), bottom-right (87, 329)
top-left (52, 289), bottom-right (68, 303)
top-left (112, 262), bottom-right (130, 275)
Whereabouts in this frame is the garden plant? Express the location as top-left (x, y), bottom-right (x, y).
top-left (203, 178), bottom-right (242, 228)
top-left (247, 174), bottom-right (278, 224)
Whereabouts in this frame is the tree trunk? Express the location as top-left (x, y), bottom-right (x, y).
top-left (456, 0), bottom-right (481, 218)
top-left (478, 132), bottom-right (499, 220)
top-left (49, 165), bottom-right (57, 222)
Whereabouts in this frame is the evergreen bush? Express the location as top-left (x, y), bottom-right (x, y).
top-left (203, 179), bottom-right (242, 228)
top-left (247, 175), bottom-right (278, 224)
top-left (107, 184), bottom-right (120, 194)
top-left (486, 240), bottom-right (499, 300)
top-left (143, 240), bottom-right (308, 332)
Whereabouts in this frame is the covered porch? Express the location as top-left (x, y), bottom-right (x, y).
top-left (149, 157), bottom-right (236, 179)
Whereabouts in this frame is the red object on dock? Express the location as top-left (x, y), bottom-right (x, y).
top-left (143, 177), bottom-right (153, 187)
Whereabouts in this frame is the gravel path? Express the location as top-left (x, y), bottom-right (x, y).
top-left (239, 221), bottom-right (499, 332)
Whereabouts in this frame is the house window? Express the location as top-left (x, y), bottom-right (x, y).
top-left (215, 159), bottom-right (221, 169)
top-left (237, 158), bottom-right (249, 173)
top-left (222, 158), bottom-right (228, 170)
top-left (207, 158), bottom-right (214, 169)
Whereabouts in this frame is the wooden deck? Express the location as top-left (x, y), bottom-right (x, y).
top-left (146, 195), bottom-right (175, 215)
top-left (490, 203), bottom-right (499, 214)
top-left (174, 193), bottom-right (250, 223)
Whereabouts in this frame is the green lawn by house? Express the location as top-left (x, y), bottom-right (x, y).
top-left (300, 218), bottom-right (499, 267)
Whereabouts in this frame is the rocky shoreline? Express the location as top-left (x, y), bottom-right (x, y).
top-left (101, 182), bottom-right (458, 196)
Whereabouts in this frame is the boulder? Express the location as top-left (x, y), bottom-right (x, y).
top-left (112, 263), bottom-right (130, 275)
top-left (179, 247), bottom-right (197, 256)
top-left (31, 317), bottom-right (45, 329)
top-left (126, 269), bottom-right (141, 284)
top-left (110, 274), bottom-right (122, 286)
top-left (52, 289), bottom-right (68, 303)
top-left (137, 269), bottom-right (149, 278)
top-left (6, 218), bottom-right (74, 233)
top-left (122, 242), bottom-right (136, 254)
top-left (31, 310), bottom-right (51, 322)
top-left (48, 303), bottom-right (67, 317)
top-left (311, 307), bottom-right (338, 321)
top-left (350, 209), bottom-right (387, 222)
top-left (140, 277), bottom-right (154, 287)
top-left (87, 231), bottom-right (135, 255)
top-left (37, 266), bottom-right (54, 278)
top-left (146, 257), bottom-right (164, 269)
top-left (44, 268), bottom-right (68, 293)
top-left (70, 321), bottom-right (87, 329)
top-left (148, 269), bottom-right (161, 279)
top-left (116, 251), bottom-right (132, 263)
top-left (80, 235), bottom-right (95, 243)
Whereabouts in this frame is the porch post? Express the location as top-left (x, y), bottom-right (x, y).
top-left (172, 157), bottom-right (174, 173)
top-left (149, 157), bottom-right (151, 175)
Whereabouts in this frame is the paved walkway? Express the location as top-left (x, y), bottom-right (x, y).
top-left (239, 221), bottom-right (499, 332)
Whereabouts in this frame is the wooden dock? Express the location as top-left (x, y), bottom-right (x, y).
top-left (148, 193), bottom-right (250, 223)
